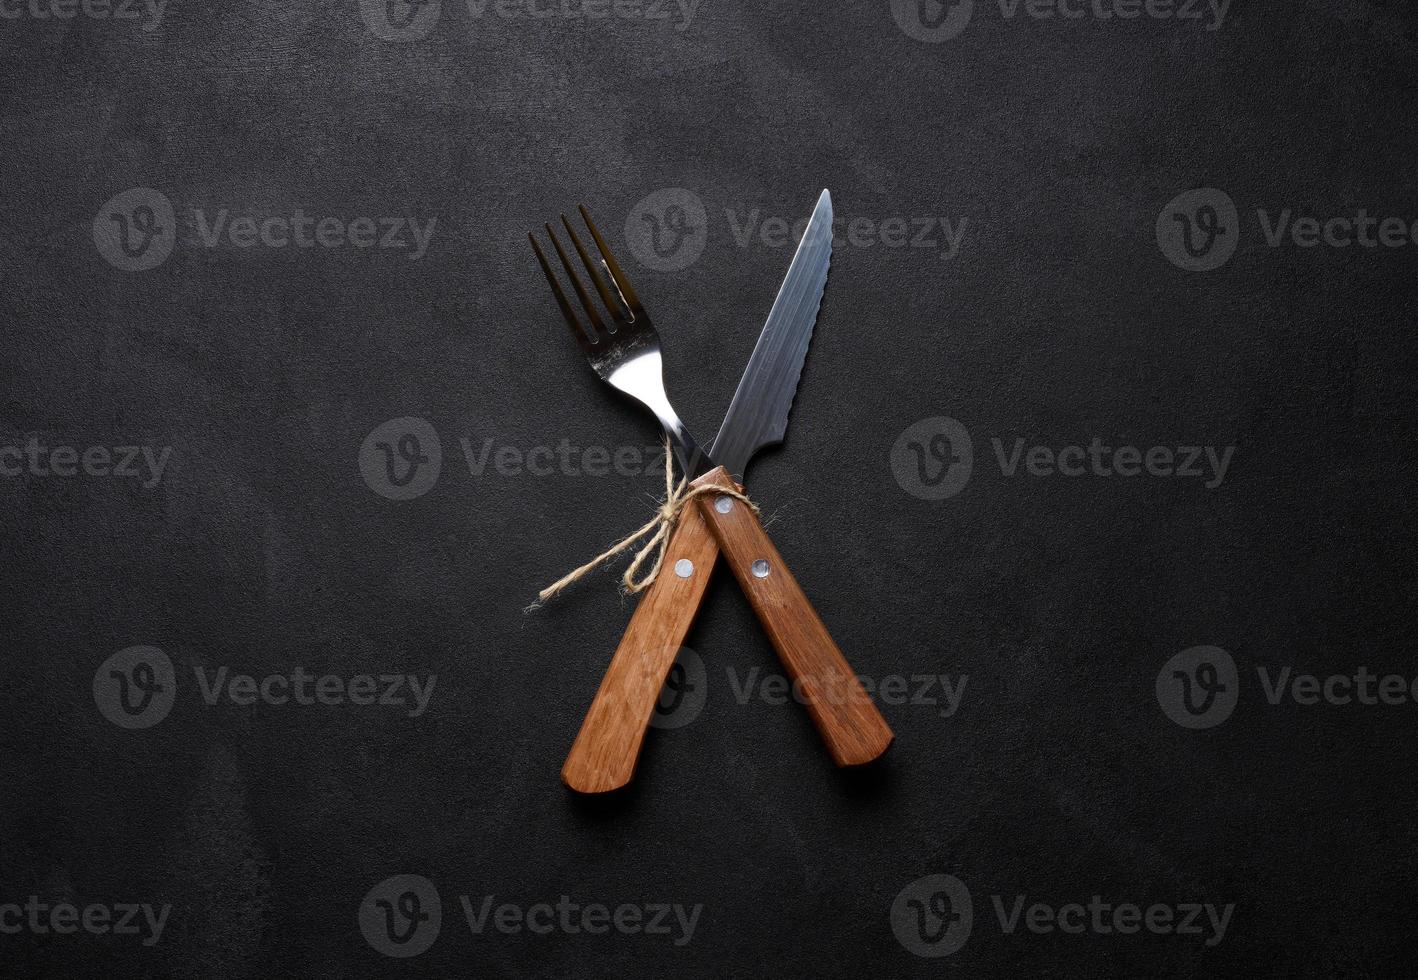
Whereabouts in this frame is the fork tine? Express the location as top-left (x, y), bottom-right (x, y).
top-left (529, 232), bottom-right (592, 347)
top-left (560, 214), bottom-right (622, 322)
top-left (578, 204), bottom-right (641, 313)
top-left (546, 222), bottom-right (606, 335)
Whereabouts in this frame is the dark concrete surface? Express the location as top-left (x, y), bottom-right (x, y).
top-left (2, 0), bottom-right (1417, 975)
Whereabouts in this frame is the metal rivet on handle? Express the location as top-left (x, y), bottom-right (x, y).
top-left (674, 558), bottom-right (694, 578)
top-left (751, 559), bottom-right (770, 578)
top-left (714, 496), bottom-right (733, 514)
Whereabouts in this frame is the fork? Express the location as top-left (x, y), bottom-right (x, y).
top-left (531, 207), bottom-right (891, 793)
top-left (530, 207), bottom-right (711, 480)
top-left (531, 208), bottom-right (725, 793)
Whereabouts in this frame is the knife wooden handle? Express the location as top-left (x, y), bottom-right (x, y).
top-left (691, 466), bottom-right (894, 767)
top-left (561, 503), bottom-right (720, 794)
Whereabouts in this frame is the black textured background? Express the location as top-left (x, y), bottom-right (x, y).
top-left (3, 0), bottom-right (1418, 976)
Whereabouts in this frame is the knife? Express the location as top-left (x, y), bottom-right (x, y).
top-left (562, 190), bottom-right (893, 793)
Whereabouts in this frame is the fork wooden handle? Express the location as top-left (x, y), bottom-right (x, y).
top-left (691, 466), bottom-right (894, 767)
top-left (561, 503), bottom-right (720, 794)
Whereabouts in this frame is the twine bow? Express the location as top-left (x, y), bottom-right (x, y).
top-left (529, 439), bottom-right (758, 608)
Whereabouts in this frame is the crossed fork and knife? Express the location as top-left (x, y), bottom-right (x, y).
top-left (530, 191), bottom-right (893, 793)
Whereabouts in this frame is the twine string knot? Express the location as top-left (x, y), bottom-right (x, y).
top-left (530, 438), bottom-right (757, 608)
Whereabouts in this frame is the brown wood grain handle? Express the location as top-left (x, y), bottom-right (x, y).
top-left (561, 503), bottom-right (720, 794)
top-left (691, 466), bottom-right (894, 767)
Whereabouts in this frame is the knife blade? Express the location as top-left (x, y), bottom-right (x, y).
top-left (562, 190), bottom-right (890, 793)
top-left (710, 188), bottom-right (834, 481)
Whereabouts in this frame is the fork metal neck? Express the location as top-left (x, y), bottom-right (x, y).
top-left (657, 410), bottom-right (713, 479)
top-left (605, 354), bottom-right (714, 478)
